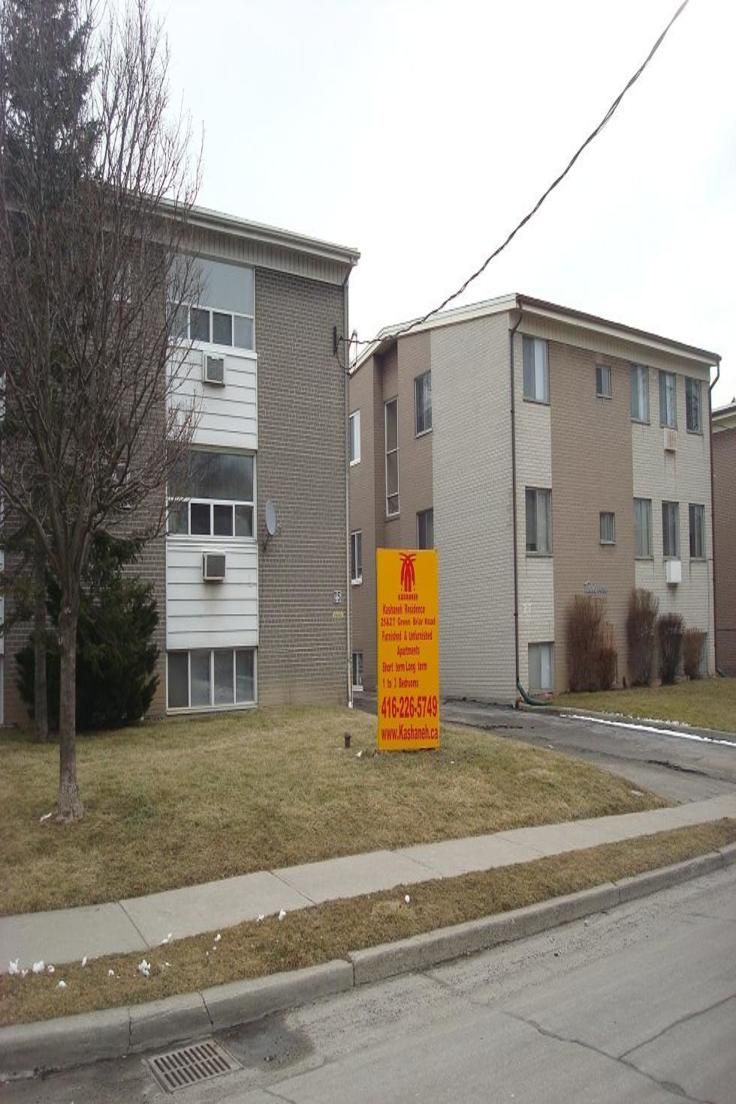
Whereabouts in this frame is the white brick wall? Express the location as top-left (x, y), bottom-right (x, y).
top-left (514, 331), bottom-right (555, 689)
top-left (431, 315), bottom-right (516, 701)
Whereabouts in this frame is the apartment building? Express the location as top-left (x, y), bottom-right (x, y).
top-left (2, 207), bottom-right (359, 724)
top-left (713, 401), bottom-right (736, 675)
top-left (349, 294), bottom-right (718, 701)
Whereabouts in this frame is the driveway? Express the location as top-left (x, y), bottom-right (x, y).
top-left (357, 693), bottom-right (736, 803)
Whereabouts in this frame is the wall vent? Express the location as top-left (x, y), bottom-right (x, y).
top-left (203, 354), bottom-right (226, 386)
top-left (203, 552), bottom-right (226, 581)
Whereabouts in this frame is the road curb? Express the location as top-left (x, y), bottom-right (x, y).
top-left (0, 850), bottom-right (730, 1080)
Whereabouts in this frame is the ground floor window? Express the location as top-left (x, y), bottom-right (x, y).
top-left (352, 651), bottom-right (364, 691)
top-left (168, 648), bottom-right (255, 709)
top-left (528, 642), bottom-right (553, 692)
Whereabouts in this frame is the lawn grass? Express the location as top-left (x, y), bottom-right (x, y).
top-left (0, 706), bottom-right (665, 916)
top-left (2, 818), bottom-right (733, 1027)
top-left (557, 677), bottom-right (736, 733)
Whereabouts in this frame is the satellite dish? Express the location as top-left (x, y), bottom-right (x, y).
top-left (265, 499), bottom-right (278, 537)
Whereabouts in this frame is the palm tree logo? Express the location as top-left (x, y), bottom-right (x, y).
top-left (400, 552), bottom-right (416, 592)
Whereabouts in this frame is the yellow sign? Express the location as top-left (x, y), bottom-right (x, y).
top-left (376, 548), bottom-right (439, 751)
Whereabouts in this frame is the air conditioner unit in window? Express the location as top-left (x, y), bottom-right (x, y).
top-left (203, 552), bottom-right (226, 582)
top-left (663, 428), bottom-right (677, 452)
top-left (203, 354), bottom-right (225, 386)
top-left (665, 559), bottom-right (682, 585)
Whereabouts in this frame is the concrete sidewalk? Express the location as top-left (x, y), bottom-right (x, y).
top-left (3, 793), bottom-right (736, 973)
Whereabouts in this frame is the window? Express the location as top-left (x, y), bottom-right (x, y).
top-left (417, 508), bottom-right (434, 549)
top-left (168, 648), bottom-right (255, 709)
top-left (686, 378), bottom-right (702, 433)
top-left (350, 530), bottom-right (363, 583)
top-left (528, 643), bottom-right (554, 692)
top-left (630, 364), bottom-right (649, 422)
top-left (689, 503), bottom-right (705, 559)
top-left (522, 337), bottom-right (549, 403)
top-left (352, 652), bottom-right (364, 691)
top-left (349, 411), bottom-right (361, 465)
top-left (168, 449), bottom-right (254, 537)
top-left (634, 498), bottom-right (653, 558)
top-left (415, 371), bottom-right (432, 435)
top-left (599, 511), bottom-right (616, 545)
top-left (174, 257), bottom-right (255, 351)
top-left (659, 371), bottom-right (677, 428)
top-left (385, 398), bottom-right (399, 516)
top-left (596, 364), bottom-right (612, 398)
top-left (662, 501), bottom-right (680, 558)
top-left (525, 488), bottom-right (552, 554)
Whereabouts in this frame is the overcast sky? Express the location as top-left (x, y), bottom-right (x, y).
top-left (150, 0), bottom-right (735, 405)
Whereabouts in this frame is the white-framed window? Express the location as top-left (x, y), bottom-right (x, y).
top-left (689, 503), bottom-right (705, 559)
top-left (634, 498), bottom-right (653, 559)
top-left (352, 652), bottom-right (364, 691)
top-left (167, 648), bottom-right (256, 710)
top-left (417, 508), bottom-right (434, 549)
top-left (349, 411), bottom-right (361, 465)
top-left (686, 378), bottom-right (702, 433)
top-left (528, 642), bottom-right (554, 692)
top-left (596, 364), bottom-right (612, 399)
top-left (173, 257), bottom-right (255, 351)
top-left (350, 530), bottom-right (363, 584)
top-left (659, 371), bottom-right (677, 429)
top-left (599, 511), bottom-right (616, 545)
top-left (167, 450), bottom-right (254, 538)
top-left (414, 371), bottom-right (432, 435)
top-left (662, 501), bottom-right (680, 558)
top-left (522, 336), bottom-right (549, 403)
top-left (630, 364), bottom-right (649, 423)
top-left (525, 487), bottom-right (552, 554)
top-left (385, 398), bottom-right (399, 516)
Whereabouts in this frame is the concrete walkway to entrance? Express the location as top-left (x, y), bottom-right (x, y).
top-left (3, 793), bottom-right (736, 973)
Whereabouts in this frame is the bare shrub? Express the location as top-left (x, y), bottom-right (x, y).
top-left (658, 614), bottom-right (684, 685)
top-left (682, 629), bottom-right (706, 680)
top-left (626, 588), bottom-right (659, 686)
top-left (567, 595), bottom-right (617, 692)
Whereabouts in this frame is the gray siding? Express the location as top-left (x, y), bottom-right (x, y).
top-left (255, 269), bottom-right (349, 705)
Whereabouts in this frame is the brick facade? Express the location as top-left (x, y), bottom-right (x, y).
top-left (713, 422), bottom-right (736, 675)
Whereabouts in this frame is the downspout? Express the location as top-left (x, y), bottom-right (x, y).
top-left (509, 303), bottom-right (548, 708)
top-left (709, 360), bottom-right (721, 675)
top-left (343, 272), bottom-right (354, 706)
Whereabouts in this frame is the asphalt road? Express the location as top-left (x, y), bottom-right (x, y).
top-left (6, 865), bottom-right (736, 1103)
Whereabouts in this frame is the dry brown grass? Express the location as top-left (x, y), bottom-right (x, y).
top-left (557, 677), bottom-right (736, 732)
top-left (0, 706), bottom-right (664, 916)
top-left (2, 819), bottom-right (733, 1028)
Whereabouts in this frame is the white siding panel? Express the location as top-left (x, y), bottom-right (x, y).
top-left (431, 314), bottom-right (516, 703)
top-left (166, 539), bottom-right (259, 650)
top-left (169, 345), bottom-right (258, 450)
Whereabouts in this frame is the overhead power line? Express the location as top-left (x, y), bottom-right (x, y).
top-left (347, 0), bottom-right (692, 357)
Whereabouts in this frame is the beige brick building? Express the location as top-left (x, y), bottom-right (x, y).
top-left (2, 208), bottom-right (359, 723)
top-left (713, 401), bottom-right (736, 675)
top-left (349, 295), bottom-right (719, 701)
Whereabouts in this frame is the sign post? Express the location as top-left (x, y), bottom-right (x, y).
top-left (376, 548), bottom-right (439, 751)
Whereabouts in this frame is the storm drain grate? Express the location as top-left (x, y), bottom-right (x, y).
top-left (147, 1039), bottom-right (242, 1092)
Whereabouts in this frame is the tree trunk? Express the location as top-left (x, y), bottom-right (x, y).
top-left (33, 546), bottom-right (49, 742)
top-left (57, 597), bottom-right (83, 821)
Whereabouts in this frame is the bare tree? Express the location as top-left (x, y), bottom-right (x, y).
top-left (0, 0), bottom-right (200, 820)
